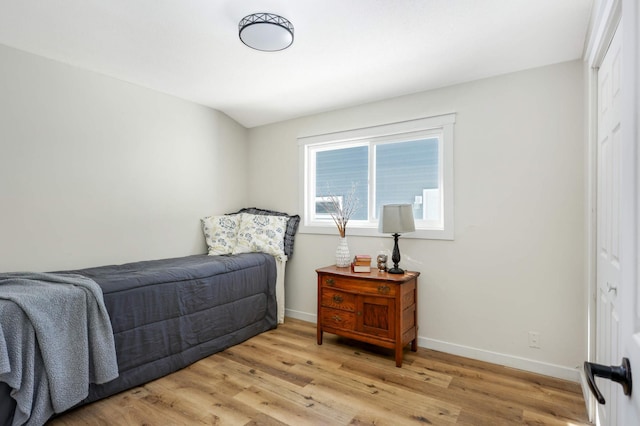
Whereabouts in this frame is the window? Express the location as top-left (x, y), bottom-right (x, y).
top-left (298, 113), bottom-right (455, 240)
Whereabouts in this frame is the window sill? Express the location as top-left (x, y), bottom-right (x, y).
top-left (299, 224), bottom-right (454, 241)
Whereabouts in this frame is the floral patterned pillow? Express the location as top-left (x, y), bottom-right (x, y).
top-left (201, 215), bottom-right (241, 255)
top-left (232, 213), bottom-right (288, 260)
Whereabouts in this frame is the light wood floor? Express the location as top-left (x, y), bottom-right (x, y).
top-left (49, 318), bottom-right (591, 425)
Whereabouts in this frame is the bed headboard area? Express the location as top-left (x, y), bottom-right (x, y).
top-left (201, 207), bottom-right (300, 261)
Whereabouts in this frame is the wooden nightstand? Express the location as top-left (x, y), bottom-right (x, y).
top-left (316, 265), bottom-right (419, 367)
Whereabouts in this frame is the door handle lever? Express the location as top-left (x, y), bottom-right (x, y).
top-left (584, 358), bottom-right (632, 404)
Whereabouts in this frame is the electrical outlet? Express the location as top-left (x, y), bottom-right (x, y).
top-left (528, 331), bottom-right (541, 349)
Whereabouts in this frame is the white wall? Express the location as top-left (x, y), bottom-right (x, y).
top-left (0, 44), bottom-right (248, 272)
top-left (247, 60), bottom-right (586, 380)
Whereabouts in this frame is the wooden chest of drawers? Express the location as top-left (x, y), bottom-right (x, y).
top-left (316, 265), bottom-right (419, 367)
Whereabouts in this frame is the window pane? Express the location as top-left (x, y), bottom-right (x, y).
top-left (315, 145), bottom-right (368, 220)
top-left (375, 138), bottom-right (439, 220)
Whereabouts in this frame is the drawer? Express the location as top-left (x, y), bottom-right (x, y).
top-left (320, 307), bottom-right (356, 330)
top-left (321, 289), bottom-right (356, 311)
top-left (320, 274), bottom-right (397, 296)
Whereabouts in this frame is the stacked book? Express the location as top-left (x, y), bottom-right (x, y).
top-left (351, 254), bottom-right (371, 273)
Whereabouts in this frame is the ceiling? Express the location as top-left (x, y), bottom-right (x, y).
top-left (0, 0), bottom-right (593, 128)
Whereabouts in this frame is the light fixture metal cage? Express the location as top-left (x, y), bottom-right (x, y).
top-left (239, 12), bottom-right (294, 51)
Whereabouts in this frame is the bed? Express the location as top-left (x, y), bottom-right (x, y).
top-left (0, 208), bottom-right (300, 426)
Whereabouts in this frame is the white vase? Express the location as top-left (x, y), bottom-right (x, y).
top-left (335, 236), bottom-right (351, 267)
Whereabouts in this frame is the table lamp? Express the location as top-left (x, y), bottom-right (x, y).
top-left (378, 204), bottom-right (415, 274)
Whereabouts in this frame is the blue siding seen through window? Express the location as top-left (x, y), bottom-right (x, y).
top-left (376, 138), bottom-right (439, 219)
top-left (316, 145), bottom-right (368, 219)
top-left (315, 138), bottom-right (439, 221)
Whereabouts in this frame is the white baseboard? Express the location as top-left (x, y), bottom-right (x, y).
top-left (420, 336), bottom-right (582, 383)
top-left (283, 310), bottom-right (582, 382)
top-left (285, 308), bottom-right (317, 324)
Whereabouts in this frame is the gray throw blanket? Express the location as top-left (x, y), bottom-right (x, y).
top-left (0, 272), bottom-right (119, 426)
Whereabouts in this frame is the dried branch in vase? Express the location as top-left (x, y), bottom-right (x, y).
top-left (325, 183), bottom-right (360, 238)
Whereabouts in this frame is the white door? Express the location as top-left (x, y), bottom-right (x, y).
top-left (590, 13), bottom-right (640, 425)
top-left (619, 1), bottom-right (640, 422)
top-left (594, 22), bottom-right (624, 426)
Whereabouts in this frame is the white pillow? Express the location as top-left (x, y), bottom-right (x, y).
top-left (233, 213), bottom-right (288, 260)
top-left (201, 215), bottom-right (240, 255)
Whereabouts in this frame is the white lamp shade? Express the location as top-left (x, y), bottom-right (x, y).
top-left (378, 204), bottom-right (416, 234)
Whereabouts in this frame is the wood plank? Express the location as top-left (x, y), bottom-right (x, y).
top-left (291, 360), bottom-right (461, 424)
top-left (410, 353), bottom-right (587, 421)
top-left (234, 385), bottom-right (338, 426)
top-left (212, 351), bottom-right (356, 425)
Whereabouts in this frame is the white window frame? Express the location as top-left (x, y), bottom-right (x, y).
top-left (298, 113), bottom-right (455, 240)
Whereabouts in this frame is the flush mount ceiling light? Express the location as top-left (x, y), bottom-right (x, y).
top-left (239, 13), bottom-right (294, 52)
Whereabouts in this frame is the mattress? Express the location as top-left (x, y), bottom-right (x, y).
top-left (0, 252), bottom-right (277, 425)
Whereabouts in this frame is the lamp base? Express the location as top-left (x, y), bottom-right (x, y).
top-left (388, 233), bottom-right (404, 274)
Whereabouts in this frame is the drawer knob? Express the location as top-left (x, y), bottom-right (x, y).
top-left (326, 278), bottom-right (335, 286)
top-left (378, 285), bottom-right (390, 294)
top-left (332, 294), bottom-right (343, 304)
top-left (332, 315), bottom-right (342, 322)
